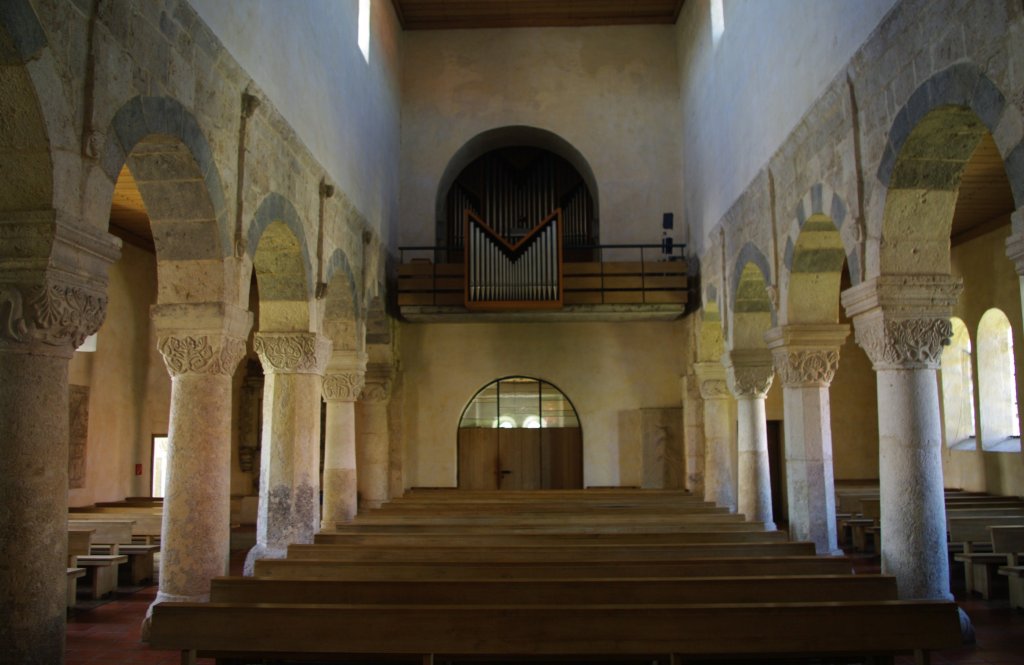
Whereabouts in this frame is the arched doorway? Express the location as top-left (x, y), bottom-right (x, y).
top-left (457, 376), bottom-right (582, 489)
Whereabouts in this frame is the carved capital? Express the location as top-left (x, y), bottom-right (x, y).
top-left (852, 315), bottom-right (952, 371)
top-left (254, 332), bottom-right (331, 374)
top-left (360, 377), bottom-right (392, 402)
top-left (323, 372), bottom-right (366, 402)
top-left (158, 334), bottom-right (247, 377)
top-left (842, 275), bottom-right (962, 371)
top-left (723, 350), bottom-right (773, 399)
top-left (694, 361), bottom-right (730, 400)
top-left (771, 348), bottom-right (840, 387)
top-left (0, 281), bottom-right (108, 356)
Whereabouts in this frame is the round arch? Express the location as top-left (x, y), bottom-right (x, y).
top-left (321, 248), bottom-right (363, 353)
top-left (248, 193), bottom-right (314, 332)
top-left (457, 375), bottom-right (583, 490)
top-left (435, 126), bottom-right (601, 245)
top-left (730, 244), bottom-right (776, 350)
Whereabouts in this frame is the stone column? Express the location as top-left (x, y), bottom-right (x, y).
top-left (148, 304), bottom-right (250, 622)
top-left (764, 324), bottom-right (848, 555)
top-left (724, 350), bottom-right (775, 527)
top-left (245, 332), bottom-right (331, 573)
top-left (680, 373), bottom-right (705, 495)
top-left (1006, 227), bottom-right (1024, 327)
top-left (843, 275), bottom-right (961, 600)
top-left (694, 361), bottom-right (736, 511)
top-left (321, 353), bottom-right (366, 528)
top-left (0, 243), bottom-right (115, 663)
top-left (357, 365), bottom-right (393, 510)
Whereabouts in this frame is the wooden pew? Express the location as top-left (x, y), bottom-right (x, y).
top-left (285, 541), bottom-right (817, 563)
top-left (151, 599), bottom-right (961, 665)
top-left (314, 529), bottom-right (790, 546)
top-left (948, 516), bottom-right (1024, 593)
top-left (211, 573), bottom-right (899, 605)
top-left (66, 568), bottom-right (86, 608)
top-left (69, 511), bottom-right (161, 544)
top-left (68, 520), bottom-right (133, 599)
top-left (252, 555), bottom-right (855, 580)
top-left (349, 512), bottom-right (751, 526)
top-left (956, 525), bottom-right (1024, 599)
top-left (326, 520), bottom-right (770, 534)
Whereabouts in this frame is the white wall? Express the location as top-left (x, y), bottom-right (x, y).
top-left (676, 0), bottom-right (897, 254)
top-left (399, 24), bottom-right (682, 248)
top-left (188, 0), bottom-right (402, 244)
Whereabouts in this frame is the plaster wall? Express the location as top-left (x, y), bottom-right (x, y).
top-left (943, 223), bottom-right (1024, 494)
top-left (830, 335), bottom-right (880, 480)
top-left (676, 0), bottom-right (896, 254)
top-left (397, 320), bottom-right (686, 488)
top-left (68, 243), bottom-right (169, 506)
top-left (188, 0), bottom-right (402, 243)
top-left (399, 25), bottom-right (682, 248)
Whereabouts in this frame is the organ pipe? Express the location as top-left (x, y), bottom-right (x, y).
top-left (465, 211), bottom-right (562, 310)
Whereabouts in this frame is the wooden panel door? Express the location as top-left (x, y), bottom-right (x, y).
top-left (458, 428), bottom-right (499, 490)
top-left (498, 428), bottom-right (542, 490)
top-left (541, 428), bottom-right (583, 489)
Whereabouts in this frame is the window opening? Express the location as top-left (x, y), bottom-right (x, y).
top-left (358, 0), bottom-right (371, 63)
top-left (940, 317), bottom-right (977, 449)
top-left (151, 435), bottom-right (169, 497)
top-left (978, 308), bottom-right (1021, 452)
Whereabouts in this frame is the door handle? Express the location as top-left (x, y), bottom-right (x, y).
top-left (500, 470), bottom-right (512, 476)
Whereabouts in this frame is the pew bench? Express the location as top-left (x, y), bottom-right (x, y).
top-left (90, 542), bottom-right (161, 585)
top-left (998, 561), bottom-right (1024, 609)
top-left (151, 599), bottom-right (962, 665)
top-left (285, 541), bottom-right (817, 563)
top-left (955, 526), bottom-right (1024, 599)
top-left (327, 520), bottom-right (771, 534)
top-left (66, 567), bottom-right (86, 608)
top-left (210, 573), bottom-right (899, 605)
top-left (252, 555), bottom-right (855, 580)
top-left (76, 554), bottom-right (128, 599)
top-left (313, 529), bottom-right (790, 547)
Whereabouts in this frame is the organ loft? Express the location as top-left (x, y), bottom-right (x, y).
top-left (2, 1), bottom-right (1024, 663)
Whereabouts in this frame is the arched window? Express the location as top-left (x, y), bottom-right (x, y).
top-left (978, 308), bottom-right (1021, 452)
top-left (940, 318), bottom-right (977, 450)
top-left (459, 376), bottom-right (580, 430)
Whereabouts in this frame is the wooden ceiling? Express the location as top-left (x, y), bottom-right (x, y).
top-left (109, 165), bottom-right (155, 252)
top-left (390, 0), bottom-right (686, 30)
top-left (950, 132), bottom-right (1015, 245)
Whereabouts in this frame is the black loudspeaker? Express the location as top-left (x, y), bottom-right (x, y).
top-left (663, 212), bottom-right (674, 230)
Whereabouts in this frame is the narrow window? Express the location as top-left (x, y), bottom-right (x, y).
top-left (151, 435), bottom-right (169, 497)
top-left (710, 0), bottom-right (725, 46)
top-left (358, 0), bottom-right (371, 63)
top-left (978, 309), bottom-right (1021, 452)
top-left (940, 318), bottom-right (977, 449)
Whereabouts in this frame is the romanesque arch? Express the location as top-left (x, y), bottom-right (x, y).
top-left (248, 193), bottom-right (315, 332)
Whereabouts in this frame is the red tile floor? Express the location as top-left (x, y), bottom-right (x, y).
top-left (66, 548), bottom-right (1024, 664)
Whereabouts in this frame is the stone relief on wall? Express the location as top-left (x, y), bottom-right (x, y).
top-left (68, 385), bottom-right (89, 489)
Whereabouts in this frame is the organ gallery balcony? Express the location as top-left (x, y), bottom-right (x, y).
top-left (397, 211), bottom-right (688, 322)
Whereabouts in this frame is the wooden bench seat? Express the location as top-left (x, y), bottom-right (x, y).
top-left (955, 525), bottom-right (1024, 598)
top-left (252, 555), bottom-right (855, 580)
top-left (327, 520), bottom-right (770, 534)
top-left (210, 573), bottom-right (899, 605)
top-left (151, 599), bottom-right (961, 665)
top-left (76, 554), bottom-right (128, 599)
top-left (350, 512), bottom-right (750, 526)
top-left (285, 541), bottom-right (817, 563)
top-left (313, 529), bottom-right (789, 547)
top-left (90, 543), bottom-right (161, 585)
top-left (69, 512), bottom-right (161, 544)
top-left (998, 563), bottom-right (1024, 609)
top-left (66, 567), bottom-right (86, 608)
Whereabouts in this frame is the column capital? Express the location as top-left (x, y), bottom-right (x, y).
top-left (0, 212), bottom-right (121, 357)
top-left (1006, 231), bottom-right (1024, 277)
top-left (322, 351), bottom-right (367, 402)
top-left (764, 324), bottom-right (849, 387)
top-left (841, 275), bottom-right (962, 371)
top-left (360, 362), bottom-right (394, 402)
top-left (694, 361), bottom-right (730, 400)
top-left (153, 303), bottom-right (252, 377)
top-left (722, 349), bottom-right (774, 399)
top-left (254, 332), bottom-right (332, 375)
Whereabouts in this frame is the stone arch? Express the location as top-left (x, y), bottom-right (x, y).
top-left (103, 96), bottom-right (230, 258)
top-left (730, 243), bottom-right (776, 349)
top-left (876, 63), bottom-right (1023, 275)
top-left (248, 194), bottom-right (314, 332)
top-left (782, 185), bottom-right (852, 324)
top-left (0, 8), bottom-right (53, 216)
top-left (321, 249), bottom-right (363, 353)
top-left (434, 125), bottom-right (601, 243)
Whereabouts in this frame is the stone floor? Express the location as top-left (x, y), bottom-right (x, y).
top-left (65, 548), bottom-right (1024, 665)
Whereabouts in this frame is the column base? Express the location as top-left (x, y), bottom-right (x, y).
top-left (243, 543), bottom-right (287, 576)
top-left (142, 589), bottom-right (212, 642)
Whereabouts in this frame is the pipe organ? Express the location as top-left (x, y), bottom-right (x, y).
top-left (465, 210), bottom-right (563, 310)
top-left (445, 148), bottom-right (596, 257)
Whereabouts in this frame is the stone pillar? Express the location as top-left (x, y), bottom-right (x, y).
top-left (765, 324), bottom-right (848, 555)
top-left (321, 353), bottom-right (366, 528)
top-left (357, 365), bottom-right (393, 510)
top-left (1006, 228), bottom-right (1024, 327)
top-left (694, 361), bottom-right (736, 511)
top-left (724, 350), bottom-right (775, 527)
top-left (0, 263), bottom-right (115, 662)
top-left (843, 275), bottom-right (961, 600)
top-left (148, 305), bottom-right (250, 623)
top-left (680, 373), bottom-right (705, 495)
top-left (245, 332), bottom-right (331, 573)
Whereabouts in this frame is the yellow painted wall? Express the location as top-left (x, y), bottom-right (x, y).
top-left (396, 319), bottom-right (688, 488)
top-left (68, 243), bottom-right (170, 506)
top-left (944, 223), bottom-right (1024, 493)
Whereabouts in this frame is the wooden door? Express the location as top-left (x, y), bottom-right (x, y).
top-left (457, 428), bottom-right (499, 490)
top-left (498, 428), bottom-right (542, 490)
top-left (541, 428), bottom-right (583, 489)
